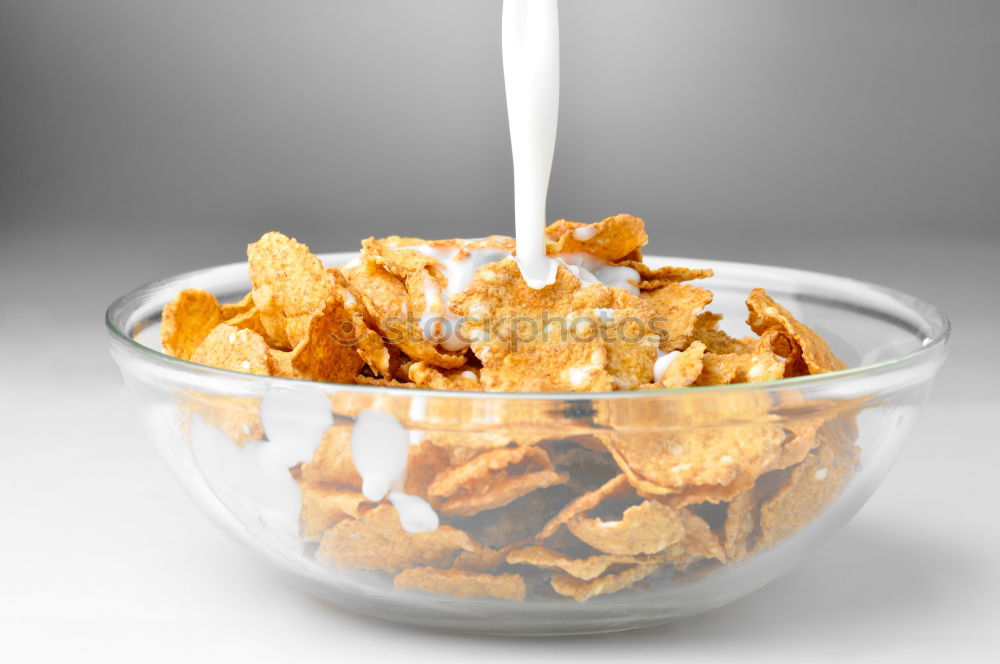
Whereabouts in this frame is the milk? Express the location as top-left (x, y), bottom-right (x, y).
top-left (350, 409), bottom-right (439, 534)
top-left (503, 0), bottom-right (562, 288)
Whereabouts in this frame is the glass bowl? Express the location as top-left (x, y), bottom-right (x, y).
top-left (107, 253), bottom-right (949, 635)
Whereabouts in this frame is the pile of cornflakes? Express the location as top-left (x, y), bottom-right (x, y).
top-left (162, 215), bottom-right (862, 601)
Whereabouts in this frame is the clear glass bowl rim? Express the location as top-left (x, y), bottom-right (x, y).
top-left (106, 253), bottom-right (951, 401)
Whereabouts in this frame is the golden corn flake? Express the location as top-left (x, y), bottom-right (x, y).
top-left (161, 289), bottom-right (223, 361)
top-left (247, 232), bottom-right (338, 349)
top-left (453, 545), bottom-right (510, 572)
top-left (190, 324), bottom-right (274, 376)
top-left (341, 259), bottom-right (467, 369)
top-left (694, 310), bottom-right (723, 330)
top-left (653, 509), bottom-right (727, 571)
top-left (394, 567), bottom-right (526, 601)
top-left (614, 260), bottom-right (714, 290)
top-left (401, 439), bottom-right (452, 499)
top-left (316, 504), bottom-right (478, 572)
top-left (219, 292), bottom-right (254, 320)
top-left (345, 319), bottom-right (398, 380)
top-left (694, 352), bottom-right (750, 386)
top-left (299, 426), bottom-right (362, 488)
top-left (224, 308), bottom-right (269, 339)
top-left (756, 420), bottom-right (860, 551)
top-left (269, 296), bottom-right (364, 383)
top-left (550, 561), bottom-right (662, 601)
top-left (297, 483), bottom-right (374, 542)
top-left (677, 509), bottom-right (727, 564)
top-left (364, 240), bottom-right (465, 332)
top-left (723, 488), bottom-right (758, 562)
top-left (693, 344), bottom-right (786, 387)
top-left (605, 339), bottom-right (656, 392)
top-left (755, 326), bottom-right (803, 376)
top-left (327, 266), bottom-right (399, 379)
top-left (476, 340), bottom-right (613, 392)
top-left (566, 500), bottom-right (686, 556)
top-left (182, 393), bottom-right (263, 446)
top-left (598, 305), bottom-right (659, 390)
top-left (354, 376), bottom-right (416, 388)
top-left (506, 545), bottom-right (647, 581)
top-left (657, 473), bottom-right (759, 510)
top-left (545, 214), bottom-right (648, 262)
top-left (428, 445), bottom-right (550, 498)
top-left (403, 268), bottom-right (444, 324)
top-left (746, 346), bottom-right (789, 383)
top-left (769, 395), bottom-right (865, 472)
top-left (601, 422), bottom-right (784, 498)
top-left (454, 266), bottom-right (608, 389)
top-left (746, 289), bottom-right (846, 374)
top-left (657, 340), bottom-right (707, 389)
top-left (691, 312), bottom-right (755, 355)
top-left (408, 361), bottom-right (482, 391)
top-left (642, 283), bottom-right (714, 352)
top-left (349, 322), bottom-right (397, 379)
top-left (536, 474), bottom-right (631, 540)
top-left (451, 259), bottom-right (657, 391)
top-left (772, 419), bottom-right (822, 471)
top-left (361, 236), bottom-right (441, 281)
top-left (438, 469), bottom-right (568, 517)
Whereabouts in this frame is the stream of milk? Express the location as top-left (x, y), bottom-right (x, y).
top-left (503, 0), bottom-right (562, 288)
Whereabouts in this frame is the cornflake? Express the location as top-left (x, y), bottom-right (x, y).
top-left (550, 562), bottom-right (663, 601)
top-left (161, 289), bottom-right (223, 361)
top-left (394, 567), bottom-right (526, 601)
top-left (316, 505), bottom-right (479, 572)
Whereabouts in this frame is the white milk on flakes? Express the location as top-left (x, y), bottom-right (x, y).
top-left (653, 350), bottom-right (681, 383)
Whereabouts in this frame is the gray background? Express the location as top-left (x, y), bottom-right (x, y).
top-left (1, 1), bottom-right (998, 661)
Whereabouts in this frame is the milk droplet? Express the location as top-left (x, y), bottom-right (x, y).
top-left (388, 492), bottom-right (440, 533)
top-left (653, 351), bottom-right (680, 383)
top-left (351, 409), bottom-right (410, 502)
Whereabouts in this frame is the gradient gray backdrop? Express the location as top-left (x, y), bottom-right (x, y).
top-left (1, 1), bottom-right (998, 661)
